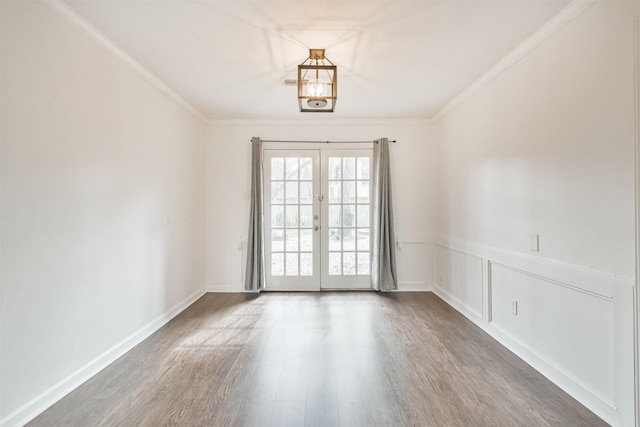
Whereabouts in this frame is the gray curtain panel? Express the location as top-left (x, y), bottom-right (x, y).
top-left (371, 138), bottom-right (398, 291)
top-left (244, 137), bottom-right (264, 291)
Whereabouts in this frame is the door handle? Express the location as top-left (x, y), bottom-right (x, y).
top-left (315, 194), bottom-right (324, 202)
top-left (314, 226), bottom-right (320, 231)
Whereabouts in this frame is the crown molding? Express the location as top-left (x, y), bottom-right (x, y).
top-left (38, 0), bottom-right (597, 127)
top-left (429, 0), bottom-right (598, 124)
top-left (39, 0), bottom-right (207, 123)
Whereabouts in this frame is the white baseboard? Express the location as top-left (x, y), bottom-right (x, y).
top-left (487, 323), bottom-right (618, 425)
top-left (433, 285), bottom-right (482, 322)
top-left (206, 284), bottom-right (236, 292)
top-left (433, 286), bottom-right (618, 426)
top-left (0, 288), bottom-right (205, 427)
top-left (397, 281), bottom-right (431, 292)
top-left (207, 284), bottom-right (431, 292)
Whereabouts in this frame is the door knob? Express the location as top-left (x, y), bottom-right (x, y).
top-left (314, 226), bottom-right (320, 231)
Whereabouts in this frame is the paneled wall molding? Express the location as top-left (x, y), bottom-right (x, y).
top-left (396, 233), bottom-right (427, 243)
top-left (433, 236), bottom-right (632, 297)
top-left (395, 237), bottom-right (429, 291)
top-left (487, 261), bottom-right (633, 425)
top-left (612, 279), bottom-right (637, 427)
top-left (433, 243), bottom-right (484, 319)
top-left (435, 285), bottom-right (483, 322)
top-left (433, 235), bottom-right (636, 426)
top-left (395, 235), bottom-right (427, 252)
top-left (430, 0), bottom-right (598, 124)
top-left (434, 286), bottom-right (619, 425)
top-left (485, 317), bottom-right (618, 423)
top-left (38, 0), bottom-right (207, 123)
top-left (0, 289), bottom-right (205, 427)
top-left (488, 260), bottom-right (613, 301)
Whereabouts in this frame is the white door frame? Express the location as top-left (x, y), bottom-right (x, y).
top-left (634, 12), bottom-right (640, 427)
top-left (262, 142), bottom-right (373, 291)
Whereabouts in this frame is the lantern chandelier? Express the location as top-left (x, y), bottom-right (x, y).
top-left (298, 49), bottom-right (337, 113)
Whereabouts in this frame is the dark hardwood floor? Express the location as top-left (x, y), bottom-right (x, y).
top-left (28, 292), bottom-right (606, 426)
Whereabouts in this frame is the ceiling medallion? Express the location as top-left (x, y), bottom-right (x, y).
top-left (297, 49), bottom-right (337, 113)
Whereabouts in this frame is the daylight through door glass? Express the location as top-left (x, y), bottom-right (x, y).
top-left (327, 156), bottom-right (371, 276)
top-left (270, 156), bottom-right (314, 276)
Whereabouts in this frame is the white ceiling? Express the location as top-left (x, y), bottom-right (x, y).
top-left (64, 0), bottom-right (571, 120)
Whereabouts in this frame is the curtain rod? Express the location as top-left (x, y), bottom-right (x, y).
top-left (258, 139), bottom-right (397, 144)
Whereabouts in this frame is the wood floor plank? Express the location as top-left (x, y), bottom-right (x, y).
top-left (28, 292), bottom-right (607, 427)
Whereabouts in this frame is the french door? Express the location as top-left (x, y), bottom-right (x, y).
top-left (264, 148), bottom-right (373, 291)
top-left (264, 150), bottom-right (321, 291)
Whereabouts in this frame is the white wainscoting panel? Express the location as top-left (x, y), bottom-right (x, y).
top-left (397, 238), bottom-right (429, 291)
top-left (612, 280), bottom-right (636, 427)
top-left (434, 244), bottom-right (483, 320)
top-left (207, 239), bottom-right (245, 292)
top-left (432, 238), bottom-right (633, 426)
top-left (489, 262), bottom-right (614, 407)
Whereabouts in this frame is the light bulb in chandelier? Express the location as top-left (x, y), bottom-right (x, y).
top-left (307, 78), bottom-right (327, 97)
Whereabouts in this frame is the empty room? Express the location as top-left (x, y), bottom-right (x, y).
top-left (1, 0), bottom-right (639, 426)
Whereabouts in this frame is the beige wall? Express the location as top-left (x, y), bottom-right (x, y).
top-left (0, 2), bottom-right (206, 424)
top-left (431, 2), bottom-right (638, 425)
top-left (205, 120), bottom-right (436, 292)
top-left (2, 0), bottom-right (638, 426)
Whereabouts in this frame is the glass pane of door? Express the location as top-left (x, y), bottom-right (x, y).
top-left (321, 150), bottom-right (373, 289)
top-left (264, 150), bottom-right (321, 290)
